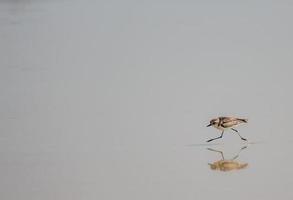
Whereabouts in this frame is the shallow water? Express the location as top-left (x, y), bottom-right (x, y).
top-left (1, 0), bottom-right (293, 199)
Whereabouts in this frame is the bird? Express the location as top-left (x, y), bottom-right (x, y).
top-left (206, 117), bottom-right (248, 142)
top-left (207, 146), bottom-right (248, 172)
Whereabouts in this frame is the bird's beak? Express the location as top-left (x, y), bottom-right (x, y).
top-left (206, 123), bottom-right (212, 127)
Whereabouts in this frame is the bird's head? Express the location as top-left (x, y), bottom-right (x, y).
top-left (206, 118), bottom-right (219, 127)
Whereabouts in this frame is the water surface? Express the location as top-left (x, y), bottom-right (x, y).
top-left (1, 0), bottom-right (293, 199)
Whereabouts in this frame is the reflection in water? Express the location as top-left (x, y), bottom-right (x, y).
top-left (207, 146), bottom-right (248, 172)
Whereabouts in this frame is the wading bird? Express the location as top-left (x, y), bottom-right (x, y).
top-left (206, 117), bottom-right (248, 142)
top-left (207, 146), bottom-right (248, 172)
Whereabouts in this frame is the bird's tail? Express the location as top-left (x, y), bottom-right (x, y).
top-left (237, 163), bottom-right (248, 169)
top-left (238, 118), bottom-right (248, 123)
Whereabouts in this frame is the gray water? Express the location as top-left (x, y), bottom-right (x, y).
top-left (1, 0), bottom-right (293, 199)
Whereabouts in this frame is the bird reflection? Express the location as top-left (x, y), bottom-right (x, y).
top-left (207, 146), bottom-right (248, 172)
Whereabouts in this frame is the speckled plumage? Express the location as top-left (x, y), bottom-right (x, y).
top-left (206, 117), bottom-right (248, 142)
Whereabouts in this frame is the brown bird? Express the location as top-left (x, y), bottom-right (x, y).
top-left (206, 117), bottom-right (248, 142)
top-left (207, 146), bottom-right (248, 172)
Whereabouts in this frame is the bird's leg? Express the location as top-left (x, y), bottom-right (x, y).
top-left (238, 133), bottom-right (247, 141)
top-left (232, 146), bottom-right (247, 160)
top-left (206, 131), bottom-right (224, 142)
top-left (231, 146), bottom-right (248, 160)
top-left (231, 154), bottom-right (239, 160)
top-left (231, 128), bottom-right (247, 141)
top-left (207, 148), bottom-right (225, 160)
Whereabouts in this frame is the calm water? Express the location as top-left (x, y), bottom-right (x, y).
top-left (1, 0), bottom-right (293, 199)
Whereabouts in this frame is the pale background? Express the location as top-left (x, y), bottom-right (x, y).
top-left (1, 0), bottom-right (293, 199)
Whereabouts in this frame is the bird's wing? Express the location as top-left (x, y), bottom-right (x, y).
top-left (221, 117), bottom-right (239, 128)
